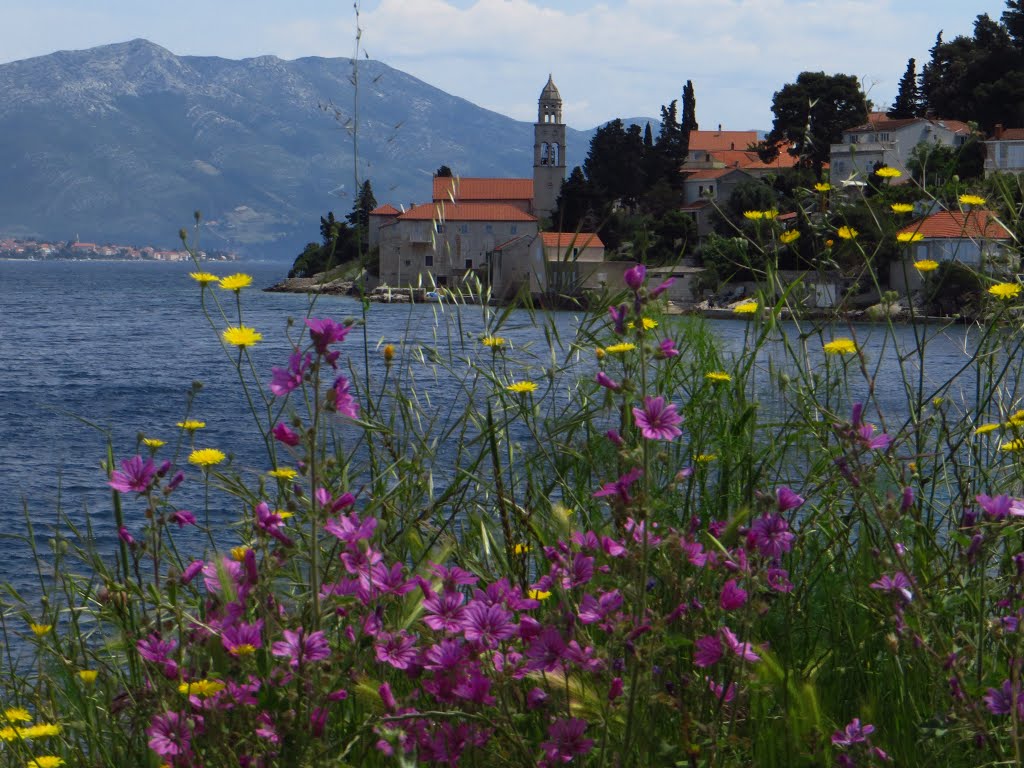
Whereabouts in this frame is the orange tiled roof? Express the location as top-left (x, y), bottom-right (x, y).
top-left (541, 232), bottom-right (605, 249)
top-left (688, 130), bottom-right (759, 152)
top-left (397, 202), bottom-right (537, 223)
top-left (432, 177), bottom-right (533, 202)
top-left (993, 128), bottom-right (1024, 141)
top-left (370, 204), bottom-right (400, 216)
top-left (847, 112), bottom-right (972, 135)
top-left (682, 167), bottom-right (750, 181)
top-left (898, 210), bottom-right (1010, 240)
top-left (708, 147), bottom-right (802, 171)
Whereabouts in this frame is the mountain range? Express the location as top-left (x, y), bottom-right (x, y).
top-left (0, 39), bottom-right (635, 259)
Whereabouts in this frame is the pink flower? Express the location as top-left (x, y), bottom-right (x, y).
top-left (109, 455), bottom-right (158, 493)
top-left (169, 509), bottom-right (196, 528)
top-left (374, 631), bottom-right (419, 669)
top-left (869, 572), bottom-right (913, 602)
top-left (748, 514), bottom-right (794, 559)
top-left (271, 627), bottom-right (331, 667)
top-left (831, 718), bottom-right (875, 746)
top-left (719, 579), bottom-right (747, 610)
top-left (693, 635), bottom-right (722, 667)
top-left (462, 602), bottom-right (517, 648)
top-left (624, 263), bottom-right (646, 291)
top-left (305, 317), bottom-right (349, 357)
top-left (594, 468), bottom-right (643, 505)
top-left (650, 276), bottom-right (675, 297)
top-left (776, 486), bottom-right (804, 512)
top-left (222, 620), bottom-right (264, 656)
top-left (329, 375), bottom-right (359, 418)
top-left (147, 711), bottom-right (192, 759)
top-left (721, 626), bottom-right (760, 662)
top-left (422, 590), bottom-right (467, 632)
top-left (657, 338), bottom-right (680, 357)
top-left (632, 396), bottom-right (682, 440)
top-left (595, 371), bottom-right (620, 391)
top-left (270, 351), bottom-right (311, 396)
top-left (272, 422), bottom-right (301, 446)
top-left (541, 718), bottom-right (594, 765)
top-left (608, 304), bottom-right (628, 335)
top-left (978, 493), bottom-right (1013, 520)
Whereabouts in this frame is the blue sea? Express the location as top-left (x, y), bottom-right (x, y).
top-left (0, 259), bottom-right (1002, 600)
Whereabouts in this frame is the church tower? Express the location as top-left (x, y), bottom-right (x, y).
top-left (533, 75), bottom-right (566, 223)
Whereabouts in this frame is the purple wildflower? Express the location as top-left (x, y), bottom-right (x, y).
top-left (374, 631), bottom-right (419, 670)
top-left (632, 396), bottom-right (683, 440)
top-left (657, 337), bottom-right (680, 357)
top-left (524, 627), bottom-right (568, 673)
top-left (305, 317), bottom-right (349, 357)
top-left (593, 467), bottom-right (643, 505)
top-left (462, 602), bottom-right (517, 648)
top-left (527, 687), bottom-right (549, 709)
top-left (169, 509), bottom-right (196, 528)
top-left (541, 718), bottom-right (594, 765)
top-left (624, 263), bottom-right (646, 291)
top-left (650, 276), bottom-right (675, 297)
top-left (608, 303), bottom-right (628, 335)
top-left (984, 680), bottom-right (1016, 715)
top-left (978, 493), bottom-right (1013, 520)
top-left (118, 527), bottom-right (135, 546)
top-left (748, 513), bottom-right (795, 558)
top-left (109, 455), bottom-right (158, 493)
top-left (424, 638), bottom-right (467, 672)
top-left (870, 572), bottom-right (913, 602)
top-left (271, 627), bottom-right (331, 668)
top-left (831, 718), bottom-right (875, 746)
top-left (595, 371), bottom-right (620, 391)
top-left (329, 375), bottom-right (359, 419)
top-left (270, 351), bottom-right (311, 396)
top-left (720, 579), bottom-right (747, 610)
top-left (776, 486), bottom-right (805, 512)
top-left (901, 486), bottom-right (915, 512)
top-left (181, 560), bottom-right (204, 585)
top-left (422, 590), bottom-right (467, 632)
top-left (272, 422), bottom-right (301, 446)
top-left (222, 620), bottom-right (264, 656)
top-left (147, 711), bottom-right (192, 760)
top-left (693, 635), bottom-right (723, 667)
top-left (721, 626), bottom-right (760, 662)
top-left (137, 633), bottom-right (178, 677)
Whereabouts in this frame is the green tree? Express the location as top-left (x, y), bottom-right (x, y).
top-left (583, 119), bottom-right (647, 211)
top-left (435, 165), bottom-right (453, 177)
top-left (681, 80), bottom-right (698, 136)
top-left (551, 166), bottom-right (600, 234)
top-left (761, 71), bottom-right (868, 177)
top-left (888, 58), bottom-right (921, 118)
top-left (346, 179), bottom-right (377, 233)
top-left (647, 209), bottom-right (697, 264)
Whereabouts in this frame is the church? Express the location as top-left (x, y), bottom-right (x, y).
top-left (372, 76), bottom-right (607, 298)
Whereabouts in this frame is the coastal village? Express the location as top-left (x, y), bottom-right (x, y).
top-left (0, 237), bottom-right (236, 262)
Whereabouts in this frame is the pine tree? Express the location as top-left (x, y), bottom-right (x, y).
top-left (643, 122), bottom-right (653, 148)
top-left (1004, 0), bottom-right (1024, 46)
top-left (919, 31), bottom-right (943, 116)
top-left (887, 58), bottom-right (920, 118)
top-left (346, 180), bottom-right (377, 233)
top-left (681, 80), bottom-right (698, 140)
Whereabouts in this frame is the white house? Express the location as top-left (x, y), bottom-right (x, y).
top-left (985, 125), bottom-right (1024, 176)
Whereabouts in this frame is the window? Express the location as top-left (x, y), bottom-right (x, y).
top-left (465, 259), bottom-right (473, 269)
top-left (460, 224), bottom-right (468, 234)
top-left (878, 132), bottom-right (889, 141)
top-left (511, 225), bottom-right (518, 234)
top-left (404, 260), bottom-right (411, 266)
top-left (572, 248), bottom-right (580, 257)
top-left (485, 224), bottom-right (493, 233)
top-left (435, 222), bottom-right (444, 234)
top-left (425, 254), bottom-right (433, 267)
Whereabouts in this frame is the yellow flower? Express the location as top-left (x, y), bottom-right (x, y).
top-left (897, 232), bottom-right (924, 243)
top-left (481, 336), bottom-right (506, 348)
top-left (142, 437), bottom-right (166, 448)
top-left (1000, 439), bottom-right (1024, 452)
top-left (763, 209), bottom-right (779, 220)
top-left (1007, 410), bottom-right (1024, 427)
top-left (604, 342), bottom-right (637, 354)
top-left (779, 230), bottom-right (800, 244)
top-left (743, 210), bottom-right (764, 221)
top-left (177, 419), bottom-right (205, 431)
top-left (178, 679), bottom-right (226, 697)
top-left (875, 166), bottom-right (901, 178)
top-left (914, 259), bottom-right (938, 272)
top-left (695, 454), bottom-right (717, 463)
top-left (230, 546), bottom-right (251, 562)
top-left (188, 448), bottom-right (226, 467)
top-left (823, 338), bottom-right (858, 355)
top-left (959, 194), bottom-right (987, 206)
top-left (3, 708), bottom-right (31, 724)
top-left (989, 282), bottom-right (1021, 300)
top-left (974, 423), bottom-right (1000, 435)
top-left (218, 273), bottom-right (253, 291)
top-left (189, 271), bottom-right (219, 284)
top-left (528, 589), bottom-right (551, 601)
top-left (229, 643), bottom-right (257, 657)
top-left (29, 624), bottom-right (52, 637)
top-left (642, 317), bottom-right (658, 330)
top-left (513, 544), bottom-right (531, 555)
top-left (383, 343), bottom-right (395, 363)
top-left (705, 371), bottom-right (732, 383)
top-left (78, 670), bottom-right (98, 684)
top-left (267, 468), bottom-right (298, 480)
top-left (0, 726), bottom-right (16, 742)
top-left (814, 182), bottom-right (832, 192)
top-left (19, 724), bottom-right (61, 738)
top-left (222, 325), bottom-right (262, 348)
top-left (276, 509), bottom-right (294, 520)
top-left (825, 239), bottom-right (834, 248)
top-left (27, 757), bottom-right (64, 768)
top-left (506, 381), bottom-right (538, 394)
top-left (733, 301), bottom-right (759, 315)
top-left (891, 203), bottom-right (914, 214)
top-left (836, 226), bottom-right (858, 240)
top-left (595, 347), bottom-right (606, 360)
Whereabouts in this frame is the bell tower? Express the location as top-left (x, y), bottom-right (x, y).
top-left (533, 74), bottom-right (566, 223)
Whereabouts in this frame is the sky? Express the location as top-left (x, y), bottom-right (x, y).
top-left (0, 0), bottom-right (1012, 130)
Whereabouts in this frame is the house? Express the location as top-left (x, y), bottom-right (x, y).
top-left (489, 231), bottom-right (606, 298)
top-left (890, 209), bottom-right (1013, 292)
top-left (679, 167), bottom-right (755, 237)
top-left (830, 112), bottom-right (972, 182)
top-left (687, 128), bottom-right (759, 160)
top-left (985, 125), bottom-right (1024, 176)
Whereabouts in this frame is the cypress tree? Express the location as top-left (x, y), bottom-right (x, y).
top-left (887, 58), bottom-right (921, 118)
top-left (681, 79), bottom-right (698, 158)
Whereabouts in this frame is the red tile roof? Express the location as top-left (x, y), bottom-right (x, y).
top-left (707, 147), bottom-right (802, 170)
top-left (398, 202), bottom-right (537, 222)
top-left (432, 177), bottom-right (533, 202)
top-left (847, 112), bottom-right (971, 135)
top-left (541, 232), bottom-right (604, 249)
top-left (993, 128), bottom-right (1024, 141)
top-left (682, 167), bottom-right (750, 181)
top-left (370, 204), bottom-right (400, 216)
top-left (494, 235), bottom-right (531, 251)
top-left (688, 130), bottom-right (759, 152)
top-left (898, 210), bottom-right (1011, 240)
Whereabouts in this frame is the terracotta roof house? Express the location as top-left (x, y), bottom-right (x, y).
top-left (679, 167), bottom-right (755, 237)
top-left (432, 177), bottom-right (534, 212)
top-left (890, 209), bottom-right (1014, 292)
top-left (985, 125), bottom-right (1024, 176)
top-left (830, 112), bottom-right (972, 183)
top-left (688, 129), bottom-right (759, 155)
top-left (368, 204), bottom-right (401, 249)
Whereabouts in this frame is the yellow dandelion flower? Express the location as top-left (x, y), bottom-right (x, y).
top-left (825, 239), bottom-right (835, 247)
top-left (267, 468), bottom-right (298, 480)
top-left (875, 166), bottom-right (902, 178)
top-left (763, 209), bottom-right (779, 220)
top-left (188, 448), bottom-right (226, 467)
top-left (513, 544), bottom-right (531, 555)
top-left (142, 437), bottom-right (166, 448)
top-left (1001, 439), bottom-right (1024, 452)
top-left (383, 343), bottom-right (395, 362)
top-left (19, 724), bottom-right (61, 738)
top-left (779, 230), bottom-right (800, 244)
top-left (814, 182), bottom-right (832, 192)
top-left (29, 624), bottom-right (52, 637)
top-left (595, 347), bottom-right (606, 360)
top-left (897, 232), bottom-right (924, 243)
top-left (743, 210), bottom-right (764, 221)
top-left (78, 670), bottom-right (98, 684)
top-left (189, 271), bottom-right (219, 285)
top-left (230, 546), bottom-right (250, 562)
top-left (932, 397), bottom-right (944, 407)
top-left (974, 423), bottom-right (1000, 435)
top-left (176, 419), bottom-right (205, 431)
top-left (218, 273), bottom-right (253, 291)
top-left (989, 282), bottom-right (1021, 300)
top-left (229, 644), bottom-right (257, 657)
top-left (823, 338), bottom-right (858, 355)
top-left (695, 454), bottom-right (717, 463)
top-left (528, 589), bottom-right (552, 601)
top-left (642, 317), bottom-right (658, 330)
top-left (914, 259), bottom-right (938, 272)
top-left (222, 325), bottom-right (262, 348)
top-left (27, 757), bottom-right (64, 768)
top-left (604, 342), bottom-right (637, 354)
top-left (836, 226), bottom-right (858, 240)
top-left (276, 509), bottom-right (294, 520)
top-left (733, 301), bottom-right (759, 315)
top-left (178, 679), bottom-right (226, 697)
top-left (3, 708), bottom-right (31, 724)
top-left (705, 371), bottom-right (732, 383)
top-left (959, 194), bottom-right (987, 206)
top-left (0, 726), bottom-right (16, 742)
top-left (891, 203), bottom-right (914, 214)
top-left (1007, 410), bottom-right (1024, 427)
top-left (481, 336), bottom-right (506, 348)
top-left (506, 381), bottom-right (538, 394)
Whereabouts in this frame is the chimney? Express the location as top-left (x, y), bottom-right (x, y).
top-left (718, 123), bottom-right (722, 132)
top-left (995, 123), bottom-right (1004, 139)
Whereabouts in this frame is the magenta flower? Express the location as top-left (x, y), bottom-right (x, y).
top-left (255, 502), bottom-right (293, 546)
top-left (181, 560), bottom-right (204, 585)
top-left (721, 626), bottom-right (760, 662)
top-left (137, 633), bottom-right (178, 677)
top-left (748, 513), bottom-right (794, 558)
top-left (869, 572), bottom-right (913, 602)
top-left (693, 635), bottom-right (723, 667)
top-left (222, 620), bottom-right (264, 656)
top-left (527, 687), bottom-right (549, 709)
top-left (632, 396), bottom-right (682, 440)
top-left (461, 602), bottom-right (517, 648)
top-left (271, 627), bottom-right (331, 668)
top-left (984, 680), bottom-right (1018, 716)
top-left (720, 579), bottom-right (747, 610)
top-left (650, 276), bottom-right (675, 297)
top-left (169, 509), bottom-right (196, 528)
top-left (608, 303), bottom-right (628, 335)
top-left (422, 590), bottom-right (467, 632)
top-left (524, 627), bottom-right (568, 673)
top-left (305, 317), bottom-right (350, 356)
top-left (324, 510), bottom-right (375, 543)
top-left (329, 375), bottom-right (359, 418)
top-left (595, 371), bottom-right (620, 391)
top-left (272, 422), bottom-right (301, 446)
top-left (109, 455), bottom-right (158, 493)
top-left (270, 351), bottom-right (311, 396)
top-left (776, 486), bottom-right (804, 512)
top-left (118, 526), bottom-right (135, 545)
top-left (657, 337), bottom-right (680, 357)
top-left (541, 718), bottom-right (594, 765)
top-left (624, 263), bottom-right (646, 291)
top-left (707, 677), bottom-right (737, 703)
top-left (831, 718), bottom-right (875, 746)
top-left (374, 631), bottom-right (419, 670)
top-left (978, 493), bottom-right (1013, 520)
top-left (147, 711), bottom-right (192, 759)
top-left (424, 638), bottom-right (467, 672)
top-left (594, 467), bottom-right (643, 505)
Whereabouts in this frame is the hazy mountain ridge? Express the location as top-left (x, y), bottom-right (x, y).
top-left (0, 39), bottom-right (606, 259)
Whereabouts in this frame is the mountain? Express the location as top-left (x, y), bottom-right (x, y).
top-left (0, 39), bottom-right (611, 259)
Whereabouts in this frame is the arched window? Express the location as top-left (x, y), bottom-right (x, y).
top-left (540, 142), bottom-right (549, 165)
top-left (551, 143), bottom-right (560, 165)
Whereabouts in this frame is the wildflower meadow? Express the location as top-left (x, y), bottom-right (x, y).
top-left (6, 185), bottom-right (1024, 767)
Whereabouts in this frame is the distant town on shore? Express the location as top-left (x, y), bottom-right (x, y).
top-left (0, 236), bottom-right (237, 262)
